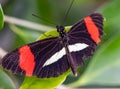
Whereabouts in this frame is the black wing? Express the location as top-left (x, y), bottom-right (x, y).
top-left (66, 13), bottom-right (104, 66)
top-left (1, 37), bottom-right (70, 78)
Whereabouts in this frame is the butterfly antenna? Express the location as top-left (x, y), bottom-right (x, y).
top-left (32, 14), bottom-right (58, 26)
top-left (61, 0), bottom-right (75, 26)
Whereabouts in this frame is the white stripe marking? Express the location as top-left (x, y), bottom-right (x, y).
top-left (43, 43), bottom-right (89, 67)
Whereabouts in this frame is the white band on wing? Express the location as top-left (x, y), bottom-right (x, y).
top-left (43, 43), bottom-right (89, 67)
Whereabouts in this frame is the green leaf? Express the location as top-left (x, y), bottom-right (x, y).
top-left (0, 4), bottom-right (4, 29)
top-left (0, 69), bottom-right (16, 89)
top-left (20, 71), bottom-right (70, 89)
top-left (20, 27), bottom-right (71, 89)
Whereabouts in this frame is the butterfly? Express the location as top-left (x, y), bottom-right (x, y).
top-left (0, 13), bottom-right (104, 78)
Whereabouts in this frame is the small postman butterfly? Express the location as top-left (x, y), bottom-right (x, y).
top-left (0, 13), bottom-right (104, 78)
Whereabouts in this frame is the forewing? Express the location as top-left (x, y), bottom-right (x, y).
top-left (67, 13), bottom-right (104, 66)
top-left (1, 37), bottom-right (69, 77)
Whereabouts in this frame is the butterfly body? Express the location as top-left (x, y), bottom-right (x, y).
top-left (56, 25), bottom-right (78, 76)
top-left (0, 13), bottom-right (104, 78)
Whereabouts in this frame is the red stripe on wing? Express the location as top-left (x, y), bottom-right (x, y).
top-left (84, 16), bottom-right (100, 44)
top-left (19, 45), bottom-right (36, 76)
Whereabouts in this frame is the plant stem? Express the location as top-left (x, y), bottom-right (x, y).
top-left (4, 15), bottom-right (54, 32)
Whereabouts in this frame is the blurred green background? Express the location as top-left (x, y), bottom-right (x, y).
top-left (0, 0), bottom-right (120, 89)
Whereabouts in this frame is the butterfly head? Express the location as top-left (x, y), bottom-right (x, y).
top-left (56, 25), bottom-right (65, 33)
top-left (56, 25), bottom-right (66, 38)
